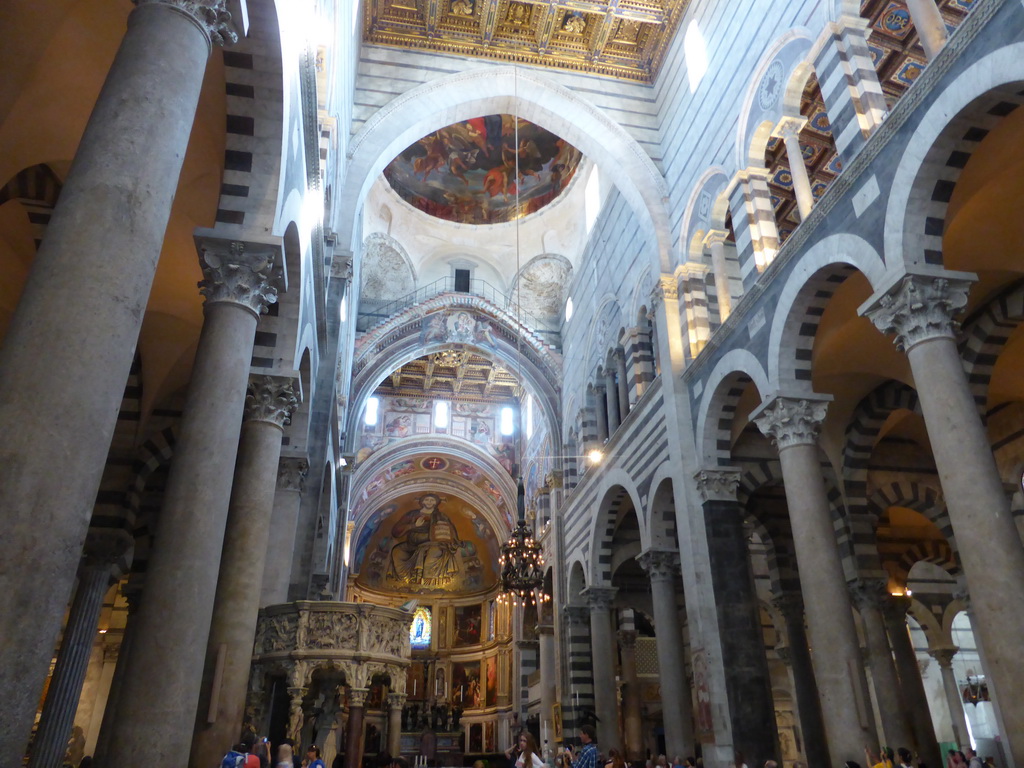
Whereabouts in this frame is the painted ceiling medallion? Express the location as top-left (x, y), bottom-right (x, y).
top-left (364, 0), bottom-right (692, 82)
top-left (383, 115), bottom-right (583, 225)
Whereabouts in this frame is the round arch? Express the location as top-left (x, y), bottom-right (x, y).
top-left (694, 349), bottom-right (770, 466)
top-left (589, 477), bottom-right (644, 585)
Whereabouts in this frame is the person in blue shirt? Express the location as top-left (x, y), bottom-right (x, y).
top-left (305, 746), bottom-right (326, 768)
top-left (566, 725), bottom-right (598, 768)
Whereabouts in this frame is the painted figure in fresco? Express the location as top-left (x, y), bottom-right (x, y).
top-left (385, 414), bottom-right (413, 438)
top-left (387, 494), bottom-right (463, 588)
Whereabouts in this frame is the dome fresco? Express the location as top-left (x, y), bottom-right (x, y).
top-left (383, 115), bottom-right (583, 225)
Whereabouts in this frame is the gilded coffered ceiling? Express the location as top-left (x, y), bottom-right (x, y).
top-left (363, 0), bottom-right (692, 82)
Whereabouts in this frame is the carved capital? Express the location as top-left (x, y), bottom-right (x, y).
top-left (387, 692), bottom-right (407, 709)
top-left (636, 549), bottom-right (680, 583)
top-left (771, 592), bottom-right (805, 622)
top-left (348, 687), bottom-right (370, 708)
top-left (860, 272), bottom-right (975, 352)
top-left (582, 585), bottom-right (617, 611)
top-left (775, 645), bottom-right (792, 665)
top-left (197, 240), bottom-right (278, 317)
top-left (880, 594), bottom-right (911, 625)
top-left (848, 579), bottom-right (889, 612)
top-left (751, 394), bottom-right (831, 450)
top-left (929, 645), bottom-right (959, 668)
top-left (82, 529), bottom-right (134, 572)
top-left (650, 275), bottom-right (678, 306)
top-left (563, 604), bottom-right (590, 628)
top-left (617, 629), bottom-right (637, 649)
top-left (278, 457), bottom-right (309, 492)
top-left (133, 0), bottom-right (238, 47)
top-left (693, 467), bottom-right (742, 503)
top-left (702, 229), bottom-right (730, 249)
top-left (774, 116), bottom-right (808, 142)
top-left (245, 375), bottom-right (299, 428)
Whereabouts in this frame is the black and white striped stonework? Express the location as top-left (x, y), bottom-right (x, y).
top-left (621, 325), bottom-right (655, 404)
top-left (704, 372), bottom-right (751, 468)
top-left (681, 273), bottom-right (711, 358)
top-left (729, 173), bottom-right (780, 292)
top-left (960, 280), bottom-right (1024, 415)
top-left (868, 480), bottom-right (958, 560)
top-left (736, 460), bottom-right (800, 595)
top-left (0, 163), bottom-right (62, 248)
top-left (778, 263), bottom-right (855, 386)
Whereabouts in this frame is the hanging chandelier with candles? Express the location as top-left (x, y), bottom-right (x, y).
top-left (499, 476), bottom-right (547, 607)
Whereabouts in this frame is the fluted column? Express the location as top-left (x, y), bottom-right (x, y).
top-left (618, 628), bottom-right (644, 761)
top-left (849, 581), bottom-right (915, 751)
top-left (905, 0), bottom-right (947, 59)
top-left (191, 376), bottom-right (300, 767)
top-left (387, 693), bottom-right (406, 756)
top-left (105, 240), bottom-right (278, 765)
top-left (0, 2), bottom-right (235, 759)
top-left (28, 532), bottom-right (131, 768)
top-left (752, 395), bottom-right (876, 764)
top-left (882, 597), bottom-right (940, 768)
top-left (346, 688), bottom-right (369, 768)
top-left (694, 468), bottom-right (778, 766)
top-left (614, 349), bottom-right (630, 420)
top-left (776, 118), bottom-right (815, 220)
top-left (703, 230), bottom-right (733, 321)
top-left (930, 647), bottom-right (969, 748)
top-left (862, 272), bottom-right (1024, 761)
top-left (637, 551), bottom-right (694, 759)
top-left (594, 384), bottom-right (610, 441)
top-left (772, 594), bottom-right (829, 768)
top-left (261, 458), bottom-right (309, 605)
top-left (583, 586), bottom-right (620, 749)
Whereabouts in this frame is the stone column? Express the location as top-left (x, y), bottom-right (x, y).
top-left (862, 272), bottom-right (1024, 759)
top-left (849, 581), bottom-right (915, 752)
top-left (930, 647), bottom-right (969, 748)
top-left (617, 628), bottom-right (644, 761)
top-left (538, 622), bottom-right (557, 752)
top-left (387, 693), bottom-right (406, 757)
top-left (29, 532), bottom-right (130, 768)
top-left (288, 685), bottom-right (309, 744)
top-left (91, 587), bottom-right (142, 766)
top-left (772, 594), bottom-right (829, 768)
top-left (905, 0), bottom-right (947, 59)
top-left (191, 376), bottom-right (300, 767)
top-left (703, 230), bottom-right (733, 321)
top-left (604, 368), bottom-right (621, 432)
top-left (614, 349), bottom-right (631, 420)
top-left (104, 240), bottom-right (278, 766)
top-left (637, 551), bottom-right (694, 759)
top-left (882, 598), bottom-right (940, 768)
top-left (261, 458), bottom-right (309, 606)
top-left (346, 688), bottom-right (369, 768)
top-left (583, 586), bottom-right (620, 749)
top-left (776, 118), bottom-right (815, 220)
top-left (694, 469), bottom-right (778, 766)
top-left (0, 3), bottom-right (235, 760)
top-left (594, 384), bottom-right (610, 441)
top-left (752, 395), bottom-right (877, 764)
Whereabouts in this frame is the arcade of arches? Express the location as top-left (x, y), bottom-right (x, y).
top-left (3, 1), bottom-right (1024, 768)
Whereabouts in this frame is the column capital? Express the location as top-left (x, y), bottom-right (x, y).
top-left (610, 347), bottom-right (626, 365)
top-left (245, 375), bottom-right (299, 428)
top-left (859, 270), bottom-right (976, 352)
top-left (751, 393), bottom-right (832, 450)
top-left (693, 467), bottom-right (742, 503)
top-left (649, 274), bottom-right (679, 310)
top-left (771, 592), bottom-right (805, 622)
top-left (196, 238), bottom-right (279, 318)
top-left (582, 585), bottom-right (617, 610)
top-left (928, 645), bottom-right (959, 668)
top-left (848, 579), bottom-right (890, 611)
top-left (880, 594), bottom-right (912, 623)
top-left (387, 692), bottom-right (407, 709)
top-left (617, 629), bottom-right (638, 649)
top-left (702, 229), bottom-right (730, 249)
top-left (82, 528), bottom-right (134, 574)
top-left (636, 549), bottom-right (680, 582)
top-left (774, 115), bottom-right (808, 141)
top-left (675, 261), bottom-right (710, 283)
top-left (133, 0), bottom-right (238, 48)
top-left (775, 645), bottom-right (792, 666)
top-left (277, 457), bottom-right (309, 492)
top-left (348, 687), bottom-right (370, 708)
top-left (564, 604), bottom-right (590, 627)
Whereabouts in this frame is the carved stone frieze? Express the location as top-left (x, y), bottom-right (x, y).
top-left (860, 273), bottom-right (974, 352)
top-left (304, 610), bottom-right (359, 650)
top-left (255, 613), bottom-right (299, 654)
top-left (693, 467), bottom-right (741, 503)
top-left (133, 0), bottom-right (238, 47)
top-left (245, 375), bottom-right (300, 427)
top-left (751, 394), bottom-right (831, 450)
top-left (198, 240), bottom-right (278, 316)
top-left (636, 549), bottom-right (679, 583)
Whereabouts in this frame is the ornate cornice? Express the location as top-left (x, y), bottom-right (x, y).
top-left (751, 394), bottom-right (831, 450)
top-left (693, 467), bottom-right (741, 503)
top-left (245, 375), bottom-right (300, 428)
top-left (197, 240), bottom-right (278, 317)
top-left (860, 272), bottom-right (975, 352)
top-left (636, 549), bottom-right (679, 583)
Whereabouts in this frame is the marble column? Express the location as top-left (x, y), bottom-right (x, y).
top-left (29, 532), bottom-right (130, 768)
top-left (614, 350), bottom-right (631, 420)
top-left (618, 628), bottom-right (644, 761)
top-left (752, 395), bottom-right (877, 764)
top-left (905, 0), bottom-right (947, 59)
top-left (104, 240), bottom-right (278, 766)
top-left (601, 369), bottom-right (619, 435)
top-left (849, 581), bottom-right (915, 752)
top-left (882, 598), bottom-right (940, 768)
top-left (0, 2), bottom-right (235, 760)
top-left (862, 272), bottom-right (1024, 760)
top-left (703, 230), bottom-right (733, 322)
top-left (637, 551), bottom-right (694, 759)
top-left (538, 622), bottom-right (557, 751)
top-left (346, 688), bottom-right (369, 768)
top-left (772, 594), bottom-right (829, 768)
top-left (91, 587), bottom-right (142, 766)
top-left (583, 586), bottom-right (621, 749)
top-left (261, 458), bottom-right (309, 606)
top-left (776, 118), bottom-right (815, 220)
top-left (694, 469), bottom-right (778, 766)
top-left (387, 693), bottom-right (406, 757)
top-left (191, 376), bottom-right (300, 767)
top-left (288, 684), bottom-right (309, 745)
top-left (594, 384), bottom-right (610, 441)
top-left (929, 647), bottom-right (968, 748)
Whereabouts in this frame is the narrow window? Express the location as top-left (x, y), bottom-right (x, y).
top-left (500, 406), bottom-right (515, 436)
top-left (364, 396), bottom-right (379, 427)
top-left (454, 269), bottom-right (471, 292)
top-left (434, 400), bottom-right (450, 428)
top-left (684, 20), bottom-right (708, 93)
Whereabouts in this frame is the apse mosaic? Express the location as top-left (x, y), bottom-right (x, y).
top-left (356, 492), bottom-right (500, 594)
top-left (383, 115), bottom-right (583, 225)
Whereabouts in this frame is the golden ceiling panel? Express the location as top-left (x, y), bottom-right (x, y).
top-left (364, 0), bottom-right (693, 82)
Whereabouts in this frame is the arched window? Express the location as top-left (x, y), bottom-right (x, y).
top-left (409, 606), bottom-right (432, 648)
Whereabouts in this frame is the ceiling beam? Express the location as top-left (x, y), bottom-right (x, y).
top-left (479, 0), bottom-right (502, 42)
top-left (534, 2), bottom-right (560, 52)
